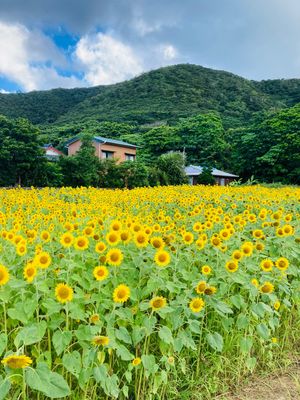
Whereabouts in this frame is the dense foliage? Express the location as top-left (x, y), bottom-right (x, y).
top-left (1, 64), bottom-right (300, 135)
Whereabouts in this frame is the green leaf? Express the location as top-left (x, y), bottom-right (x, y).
top-left (0, 376), bottom-right (10, 400)
top-left (207, 332), bottom-right (223, 352)
top-left (141, 355), bottom-right (158, 377)
top-left (14, 321), bottom-right (47, 347)
top-left (26, 362), bottom-right (70, 398)
top-left (52, 330), bottom-right (72, 356)
top-left (188, 320), bottom-right (201, 334)
top-left (239, 337), bottom-right (253, 353)
top-left (143, 315), bottom-right (157, 336)
top-left (246, 356), bottom-right (257, 371)
top-left (236, 314), bottom-right (249, 330)
top-left (93, 365), bottom-right (107, 383)
top-left (116, 345), bottom-right (134, 361)
top-left (0, 334), bottom-right (7, 357)
top-left (256, 323), bottom-right (270, 340)
top-left (62, 351), bottom-right (81, 378)
top-left (158, 326), bottom-right (173, 344)
top-left (132, 326), bottom-right (145, 346)
top-left (214, 301), bottom-right (233, 315)
top-left (115, 327), bottom-right (132, 344)
top-left (230, 294), bottom-right (246, 309)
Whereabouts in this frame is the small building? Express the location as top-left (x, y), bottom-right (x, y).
top-left (43, 144), bottom-right (63, 161)
top-left (185, 165), bottom-right (239, 186)
top-left (66, 136), bottom-right (137, 164)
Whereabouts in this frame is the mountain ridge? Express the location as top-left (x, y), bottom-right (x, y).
top-left (0, 63), bottom-right (300, 132)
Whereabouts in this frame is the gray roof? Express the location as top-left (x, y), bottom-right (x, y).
top-left (185, 165), bottom-right (239, 178)
top-left (66, 135), bottom-right (137, 149)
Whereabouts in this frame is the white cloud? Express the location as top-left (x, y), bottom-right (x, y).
top-left (0, 89), bottom-right (10, 93)
top-left (133, 18), bottom-right (162, 36)
top-left (75, 32), bottom-right (143, 85)
top-left (162, 44), bottom-right (178, 61)
top-left (0, 21), bottom-right (82, 91)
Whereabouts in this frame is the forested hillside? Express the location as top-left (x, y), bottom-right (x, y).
top-left (0, 64), bottom-right (299, 185)
top-left (1, 64), bottom-right (300, 133)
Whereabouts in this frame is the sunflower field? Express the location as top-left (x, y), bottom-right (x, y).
top-left (0, 185), bottom-right (299, 399)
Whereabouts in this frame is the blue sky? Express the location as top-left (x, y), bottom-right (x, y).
top-left (0, 0), bottom-right (300, 92)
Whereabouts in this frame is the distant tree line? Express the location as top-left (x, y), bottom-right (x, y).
top-left (0, 100), bottom-right (299, 187)
top-left (0, 116), bottom-right (188, 188)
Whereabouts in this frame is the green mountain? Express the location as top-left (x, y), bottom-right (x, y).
top-left (0, 64), bottom-right (300, 133)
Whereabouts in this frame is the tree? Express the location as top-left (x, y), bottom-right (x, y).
top-left (60, 134), bottom-right (100, 187)
top-left (229, 104), bottom-right (300, 183)
top-left (176, 113), bottom-right (229, 166)
top-left (0, 115), bottom-right (46, 186)
top-left (196, 166), bottom-right (216, 185)
top-left (156, 152), bottom-right (188, 185)
top-left (141, 125), bottom-right (181, 163)
top-left (118, 161), bottom-right (149, 188)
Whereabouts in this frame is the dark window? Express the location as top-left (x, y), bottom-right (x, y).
top-left (125, 153), bottom-right (135, 161)
top-left (102, 151), bottom-right (114, 159)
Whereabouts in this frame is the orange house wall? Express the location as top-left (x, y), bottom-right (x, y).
top-left (68, 140), bottom-right (136, 164)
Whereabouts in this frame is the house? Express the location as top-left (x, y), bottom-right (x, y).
top-left (66, 136), bottom-right (137, 164)
top-left (43, 144), bottom-right (63, 161)
top-left (185, 165), bottom-right (239, 186)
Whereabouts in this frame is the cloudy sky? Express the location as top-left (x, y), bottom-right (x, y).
top-left (0, 0), bottom-right (300, 92)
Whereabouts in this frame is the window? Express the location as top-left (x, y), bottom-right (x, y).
top-left (102, 151), bottom-right (114, 159)
top-left (125, 153), bottom-right (135, 161)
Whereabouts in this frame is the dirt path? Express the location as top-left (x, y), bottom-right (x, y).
top-left (218, 364), bottom-right (300, 400)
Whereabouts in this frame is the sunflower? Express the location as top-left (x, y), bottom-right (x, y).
top-left (204, 286), bottom-right (217, 295)
top-left (201, 265), bottom-right (211, 275)
top-left (55, 283), bottom-right (74, 303)
top-left (1, 354), bottom-right (32, 369)
top-left (113, 284), bottom-right (130, 303)
top-left (134, 232), bottom-right (149, 248)
top-left (195, 281), bottom-right (207, 294)
top-left (189, 297), bottom-right (205, 313)
top-left (74, 236), bottom-right (89, 251)
top-left (260, 281), bottom-right (274, 294)
top-left (150, 236), bottom-right (164, 249)
top-left (132, 357), bottom-right (141, 366)
top-left (260, 259), bottom-right (273, 272)
top-left (211, 236), bottom-right (221, 247)
top-left (255, 242), bottom-right (265, 251)
top-left (106, 248), bottom-right (123, 266)
top-left (241, 242), bottom-right (253, 257)
top-left (275, 257), bottom-right (289, 271)
top-left (35, 251), bottom-right (51, 269)
top-left (232, 250), bottom-right (243, 261)
top-left (251, 278), bottom-right (259, 287)
top-left (60, 232), bottom-right (74, 248)
top-left (93, 266), bottom-right (109, 281)
top-left (95, 241), bottom-right (106, 253)
top-left (106, 231), bottom-right (120, 246)
top-left (150, 296), bottom-right (167, 311)
top-left (252, 229), bottom-right (263, 239)
top-left (92, 335), bottom-right (110, 346)
top-left (120, 230), bottom-right (131, 244)
top-left (89, 314), bottom-right (100, 324)
top-left (41, 230), bottom-right (50, 242)
top-left (274, 301), bottom-right (281, 311)
top-left (154, 250), bottom-right (171, 267)
top-left (110, 220), bottom-right (122, 232)
top-left (225, 260), bottom-right (238, 273)
top-left (23, 262), bottom-right (37, 283)
top-left (83, 226), bottom-right (94, 237)
top-left (16, 243), bottom-right (27, 256)
top-left (183, 232), bottom-right (194, 244)
top-left (0, 265), bottom-right (9, 286)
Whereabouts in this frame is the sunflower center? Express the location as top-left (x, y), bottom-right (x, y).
top-left (58, 287), bottom-right (70, 299)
